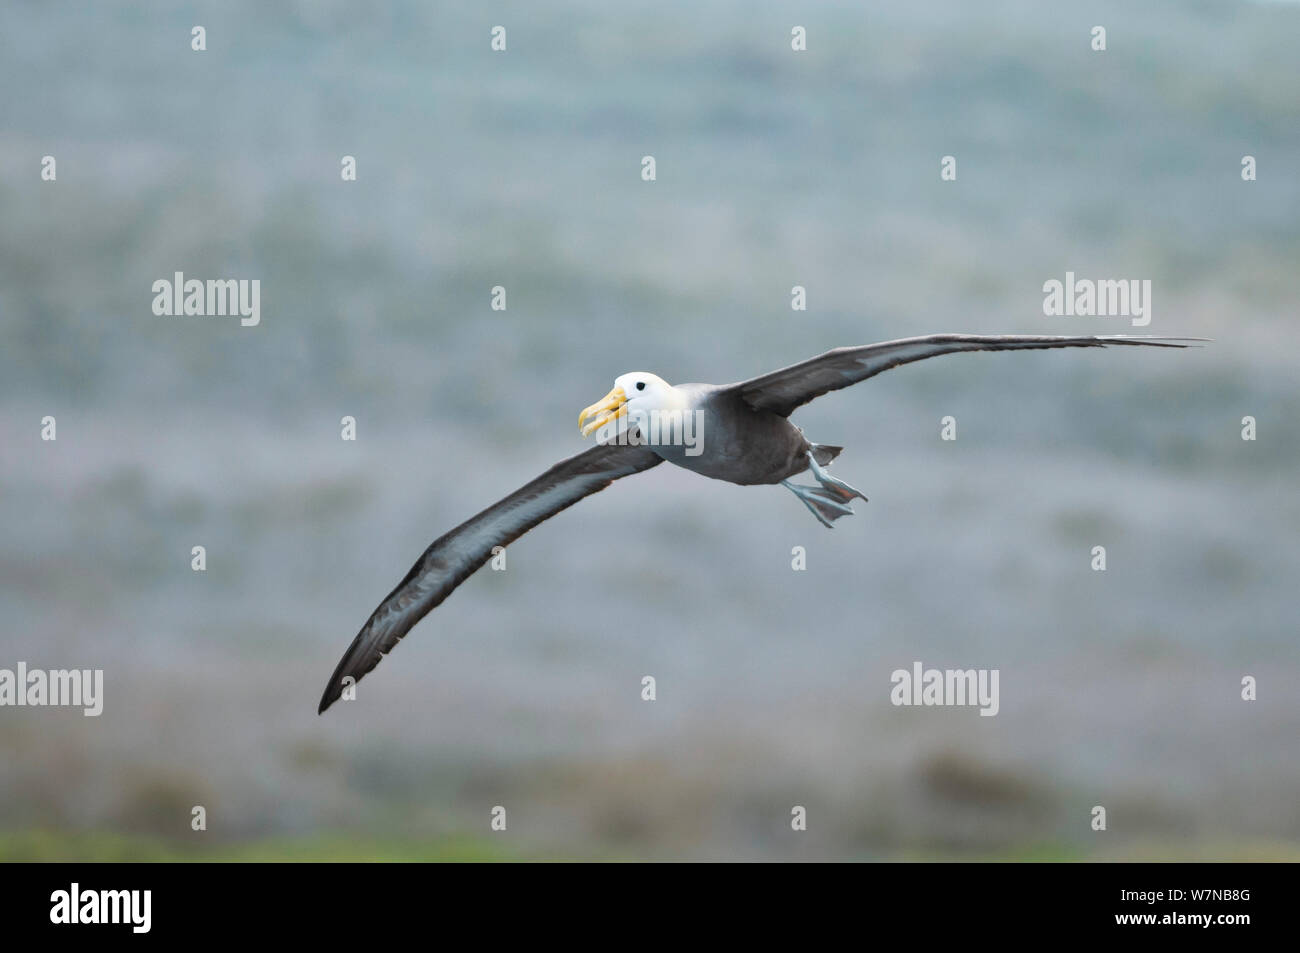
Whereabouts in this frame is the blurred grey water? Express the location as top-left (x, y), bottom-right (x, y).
top-left (1, 0), bottom-right (1298, 859)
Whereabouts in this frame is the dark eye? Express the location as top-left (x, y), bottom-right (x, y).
top-left (636, 381), bottom-right (645, 391)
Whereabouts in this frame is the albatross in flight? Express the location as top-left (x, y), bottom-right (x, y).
top-left (318, 332), bottom-right (1198, 713)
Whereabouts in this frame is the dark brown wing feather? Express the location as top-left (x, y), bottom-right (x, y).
top-left (318, 442), bottom-right (662, 713)
top-left (732, 333), bottom-right (1204, 417)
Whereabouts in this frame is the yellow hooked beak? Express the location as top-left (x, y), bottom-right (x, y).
top-left (578, 386), bottom-right (627, 437)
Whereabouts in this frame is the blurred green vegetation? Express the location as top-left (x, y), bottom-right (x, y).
top-left (0, 830), bottom-right (522, 863)
top-left (6, 830), bottom-right (1297, 863)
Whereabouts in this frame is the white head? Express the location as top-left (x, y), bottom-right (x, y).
top-left (578, 372), bottom-right (678, 438)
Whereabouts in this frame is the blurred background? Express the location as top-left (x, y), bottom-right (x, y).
top-left (1, 0), bottom-right (1297, 861)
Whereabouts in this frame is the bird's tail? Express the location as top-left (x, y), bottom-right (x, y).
top-left (810, 443), bottom-right (842, 466)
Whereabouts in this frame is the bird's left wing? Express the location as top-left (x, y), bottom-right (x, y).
top-left (318, 441), bottom-right (663, 713)
top-left (731, 333), bottom-right (1204, 417)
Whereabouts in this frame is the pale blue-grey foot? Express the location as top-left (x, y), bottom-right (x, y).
top-left (804, 450), bottom-right (867, 504)
top-left (781, 479), bottom-right (856, 529)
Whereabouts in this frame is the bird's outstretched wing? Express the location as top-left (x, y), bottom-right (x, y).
top-left (731, 334), bottom-right (1205, 417)
top-left (318, 441), bottom-right (663, 713)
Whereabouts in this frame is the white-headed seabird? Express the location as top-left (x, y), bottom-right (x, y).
top-left (318, 333), bottom-right (1200, 713)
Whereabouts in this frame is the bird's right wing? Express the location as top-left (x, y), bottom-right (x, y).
top-left (731, 333), bottom-right (1205, 417)
top-left (318, 441), bottom-right (663, 713)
